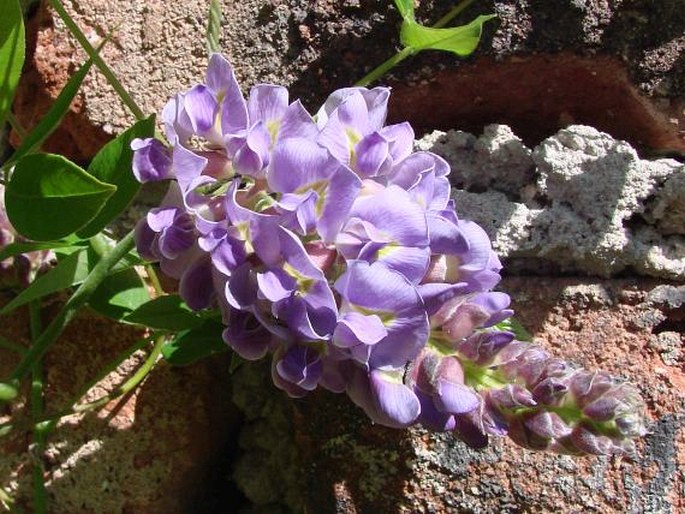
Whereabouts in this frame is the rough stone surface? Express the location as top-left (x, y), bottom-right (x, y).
top-left (231, 278), bottom-right (685, 513)
top-left (0, 300), bottom-right (241, 513)
top-left (12, 0), bottom-right (685, 161)
top-left (417, 124), bottom-right (685, 280)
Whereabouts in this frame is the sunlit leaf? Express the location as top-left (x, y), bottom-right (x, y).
top-left (0, 249), bottom-right (89, 314)
top-left (77, 115), bottom-right (155, 238)
top-left (89, 268), bottom-right (150, 321)
top-left (5, 153), bottom-right (116, 241)
top-left (162, 319), bottom-right (228, 366)
top-left (401, 14), bottom-right (496, 55)
top-left (0, 0), bottom-right (25, 128)
top-left (393, 0), bottom-right (414, 20)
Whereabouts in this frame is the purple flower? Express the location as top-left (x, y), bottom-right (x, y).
top-left (407, 348), bottom-right (480, 431)
top-left (346, 366), bottom-right (421, 428)
top-left (272, 344), bottom-right (324, 397)
top-left (131, 138), bottom-right (173, 182)
top-left (429, 291), bottom-right (513, 344)
top-left (267, 137), bottom-right (361, 241)
top-left (130, 53), bottom-right (647, 456)
top-left (317, 87), bottom-right (415, 179)
top-left (257, 227), bottom-right (338, 341)
top-left (334, 260), bottom-right (428, 368)
top-left (336, 184), bottom-right (430, 283)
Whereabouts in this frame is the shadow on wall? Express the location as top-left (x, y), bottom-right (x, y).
top-left (387, 54), bottom-right (684, 155)
top-left (283, 0), bottom-right (684, 156)
top-left (0, 305), bottom-right (244, 514)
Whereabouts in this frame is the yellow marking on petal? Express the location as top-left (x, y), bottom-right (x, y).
top-left (283, 262), bottom-right (315, 293)
top-left (352, 305), bottom-right (395, 325)
top-left (236, 222), bottom-right (254, 254)
top-left (345, 128), bottom-right (362, 163)
top-left (377, 244), bottom-right (400, 260)
top-left (267, 119), bottom-right (281, 142)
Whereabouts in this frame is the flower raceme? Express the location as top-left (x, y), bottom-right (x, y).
top-left (132, 54), bottom-right (646, 454)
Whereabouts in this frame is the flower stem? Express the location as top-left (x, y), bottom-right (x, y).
top-left (354, 0), bottom-right (477, 87)
top-left (355, 47), bottom-right (414, 87)
top-left (433, 0), bottom-right (476, 29)
top-left (35, 335), bottom-right (164, 433)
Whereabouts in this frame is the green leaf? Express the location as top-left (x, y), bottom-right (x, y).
top-left (400, 14), bottom-right (496, 55)
top-left (0, 0), bottom-right (24, 128)
top-left (0, 248), bottom-right (89, 314)
top-left (0, 240), bottom-right (82, 263)
top-left (123, 295), bottom-right (204, 331)
top-left (77, 115), bottom-right (156, 238)
top-left (5, 153), bottom-right (116, 241)
top-left (6, 52), bottom-right (101, 167)
top-left (89, 268), bottom-right (149, 321)
top-left (393, 0), bottom-right (414, 20)
top-left (162, 318), bottom-right (228, 366)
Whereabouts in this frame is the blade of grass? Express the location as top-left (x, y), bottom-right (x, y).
top-left (3, 41), bottom-right (107, 171)
top-left (8, 230), bottom-right (136, 383)
top-left (48, 0), bottom-right (145, 121)
top-left (0, 0), bottom-right (25, 128)
top-left (29, 301), bottom-right (47, 514)
top-left (6, 110), bottom-right (28, 142)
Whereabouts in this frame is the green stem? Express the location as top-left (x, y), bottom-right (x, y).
top-left (355, 47), bottom-right (413, 87)
top-left (0, 335), bottom-right (27, 355)
top-left (74, 334), bottom-right (164, 413)
top-left (145, 264), bottom-right (164, 297)
top-left (0, 337), bottom-right (150, 438)
top-left (29, 302), bottom-right (47, 514)
top-left (36, 335), bottom-right (164, 433)
top-left (6, 111), bottom-right (28, 142)
top-left (433, 0), bottom-right (475, 29)
top-left (355, 0), bottom-right (478, 86)
top-left (8, 231), bottom-right (136, 384)
top-left (48, 0), bottom-right (145, 121)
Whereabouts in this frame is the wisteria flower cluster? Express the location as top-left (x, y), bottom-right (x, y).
top-left (132, 54), bottom-right (645, 454)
